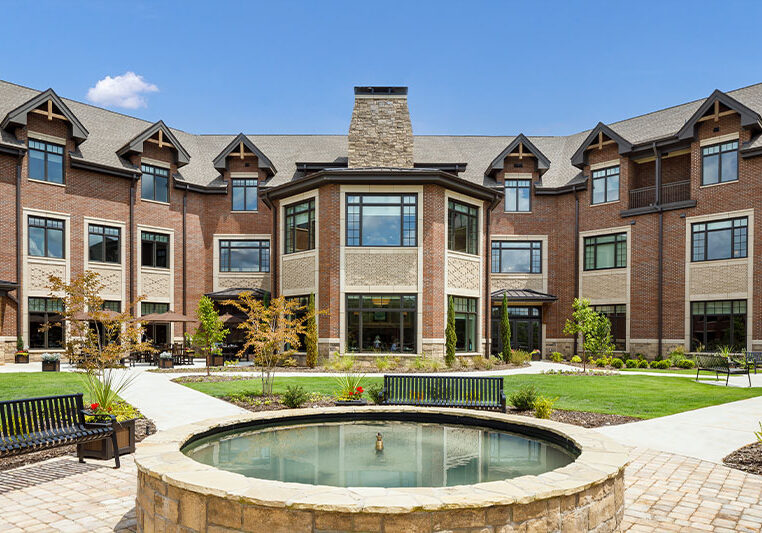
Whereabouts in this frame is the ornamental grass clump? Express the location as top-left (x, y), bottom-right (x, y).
top-left (509, 384), bottom-right (538, 410)
top-left (282, 385), bottom-right (310, 408)
top-left (533, 396), bottom-right (557, 419)
top-left (334, 372), bottom-right (365, 401)
top-left (509, 349), bottom-right (532, 365)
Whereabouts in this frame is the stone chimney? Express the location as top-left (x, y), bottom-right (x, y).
top-left (348, 86), bottom-right (413, 168)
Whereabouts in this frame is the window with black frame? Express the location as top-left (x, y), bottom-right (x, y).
top-left (592, 304), bottom-right (626, 351)
top-left (584, 233), bottom-right (626, 270)
top-left (284, 199), bottom-right (315, 254)
top-left (141, 302), bottom-right (170, 346)
top-left (28, 297), bottom-right (64, 349)
top-left (88, 224), bottom-right (120, 264)
top-left (220, 240), bottom-right (269, 272)
top-left (452, 296), bottom-right (477, 352)
top-left (141, 164), bottom-right (169, 203)
top-left (448, 200), bottom-right (478, 255)
top-left (28, 216), bottom-right (64, 258)
top-left (232, 178), bottom-right (258, 211)
top-left (28, 139), bottom-right (64, 183)
top-left (591, 166), bottom-right (620, 204)
top-left (285, 295), bottom-right (309, 351)
top-left (504, 179), bottom-right (531, 212)
top-left (345, 294), bottom-right (416, 353)
top-left (691, 300), bottom-right (746, 352)
top-left (691, 217), bottom-right (747, 261)
top-left (141, 231), bottom-right (169, 268)
top-left (491, 241), bottom-right (541, 273)
top-left (702, 141), bottom-right (738, 185)
top-left (346, 194), bottom-right (417, 247)
top-left (89, 300), bottom-right (121, 346)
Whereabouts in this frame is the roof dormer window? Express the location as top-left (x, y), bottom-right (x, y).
top-left (28, 139), bottom-right (64, 184)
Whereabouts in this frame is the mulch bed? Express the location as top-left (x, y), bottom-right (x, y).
top-left (151, 362), bottom-right (531, 374)
top-left (509, 408), bottom-right (640, 428)
top-left (0, 417), bottom-right (157, 472)
top-left (173, 375), bottom-right (257, 384)
top-left (723, 441), bottom-right (762, 476)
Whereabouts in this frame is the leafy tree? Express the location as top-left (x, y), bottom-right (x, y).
top-left (500, 293), bottom-right (511, 362)
top-left (562, 297), bottom-right (614, 370)
top-left (194, 296), bottom-right (229, 377)
top-left (304, 293), bottom-right (319, 368)
top-left (445, 296), bottom-right (456, 367)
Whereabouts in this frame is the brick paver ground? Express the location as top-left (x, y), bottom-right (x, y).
top-left (0, 448), bottom-right (760, 532)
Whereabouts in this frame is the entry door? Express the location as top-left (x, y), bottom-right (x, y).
top-left (491, 306), bottom-right (542, 355)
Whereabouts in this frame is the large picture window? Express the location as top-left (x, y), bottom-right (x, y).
top-left (141, 164), bottom-right (169, 203)
top-left (591, 166), bottom-right (619, 204)
top-left (491, 241), bottom-right (541, 273)
top-left (232, 178), bottom-right (258, 211)
top-left (284, 199), bottom-right (315, 254)
top-left (448, 200), bottom-right (478, 255)
top-left (452, 296), bottom-right (477, 352)
top-left (28, 216), bottom-right (64, 258)
top-left (584, 233), bottom-right (626, 270)
top-left (346, 194), bottom-right (417, 247)
top-left (220, 240), bottom-right (270, 272)
top-left (691, 217), bottom-right (747, 262)
top-left (141, 231), bottom-right (169, 268)
top-left (504, 179), bottom-right (530, 212)
top-left (29, 139), bottom-right (64, 184)
top-left (592, 304), bottom-right (626, 351)
top-left (285, 295), bottom-right (309, 351)
top-left (28, 297), bottom-right (64, 349)
top-left (88, 224), bottom-right (120, 264)
top-left (702, 141), bottom-right (738, 185)
top-left (691, 300), bottom-right (746, 352)
top-left (345, 294), bottom-right (416, 353)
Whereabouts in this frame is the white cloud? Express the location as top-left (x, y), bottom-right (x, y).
top-left (86, 72), bottom-right (159, 109)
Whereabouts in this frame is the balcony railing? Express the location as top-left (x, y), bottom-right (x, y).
top-left (628, 180), bottom-right (691, 210)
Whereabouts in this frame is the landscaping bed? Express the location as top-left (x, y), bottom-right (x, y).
top-left (723, 442), bottom-right (762, 476)
top-left (509, 408), bottom-right (639, 428)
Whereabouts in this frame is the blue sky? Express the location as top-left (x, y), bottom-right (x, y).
top-left (2, 1), bottom-right (761, 136)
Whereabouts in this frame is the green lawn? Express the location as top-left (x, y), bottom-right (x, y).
top-left (619, 367), bottom-right (697, 375)
top-left (182, 374), bottom-right (762, 420)
top-left (0, 372), bottom-right (89, 401)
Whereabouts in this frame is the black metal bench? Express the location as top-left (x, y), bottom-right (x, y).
top-left (0, 393), bottom-right (121, 468)
top-left (382, 375), bottom-right (506, 411)
top-left (695, 355), bottom-right (751, 387)
top-left (744, 352), bottom-right (762, 374)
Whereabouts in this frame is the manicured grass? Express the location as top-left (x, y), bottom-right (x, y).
top-left (182, 374), bottom-right (762, 420)
top-left (620, 367), bottom-right (697, 375)
top-left (0, 372), bottom-right (89, 401)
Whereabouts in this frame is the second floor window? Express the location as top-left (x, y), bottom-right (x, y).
top-left (584, 233), bottom-right (626, 270)
top-left (505, 179), bottom-right (530, 212)
top-left (220, 240), bottom-right (270, 272)
top-left (29, 216), bottom-right (64, 258)
top-left (346, 194), bottom-right (417, 247)
top-left (29, 139), bottom-right (64, 183)
top-left (448, 200), bottom-right (478, 255)
top-left (284, 199), bottom-right (315, 254)
top-left (702, 141), bottom-right (738, 185)
top-left (692, 217), bottom-right (747, 262)
top-left (232, 178), bottom-right (258, 211)
top-left (492, 241), bottom-right (541, 273)
top-left (141, 231), bottom-right (169, 268)
top-left (141, 164), bottom-right (169, 203)
top-left (88, 224), bottom-right (120, 264)
top-left (591, 166), bottom-right (619, 204)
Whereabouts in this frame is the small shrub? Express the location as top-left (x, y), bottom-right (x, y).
top-left (610, 358), bottom-right (624, 369)
top-left (282, 385), bottom-right (310, 408)
top-left (654, 354), bottom-right (663, 361)
top-left (668, 345), bottom-right (686, 365)
top-left (472, 355), bottom-right (494, 370)
top-left (570, 355), bottom-right (582, 363)
top-left (587, 356), bottom-right (596, 365)
top-left (549, 352), bottom-right (564, 363)
top-left (375, 356), bottom-right (392, 372)
top-left (625, 359), bottom-right (638, 368)
top-left (509, 384), bottom-right (537, 410)
top-left (650, 360), bottom-right (670, 370)
top-left (367, 384), bottom-right (384, 405)
top-left (508, 350), bottom-right (531, 365)
top-left (676, 358), bottom-right (695, 369)
top-left (636, 359), bottom-right (649, 368)
top-left (533, 396), bottom-right (557, 419)
top-left (410, 356), bottom-right (443, 372)
top-left (635, 353), bottom-right (646, 361)
top-left (223, 358), bottom-right (238, 366)
top-left (594, 358), bottom-right (606, 367)
top-left (755, 421), bottom-right (762, 443)
top-left (328, 355), bottom-right (356, 372)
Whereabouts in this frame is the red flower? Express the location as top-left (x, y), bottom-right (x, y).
top-left (90, 403), bottom-right (99, 411)
top-left (356, 386), bottom-right (364, 394)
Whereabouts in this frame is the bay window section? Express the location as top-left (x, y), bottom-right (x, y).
top-left (691, 217), bottom-right (747, 262)
top-left (88, 224), bottom-right (120, 264)
top-left (448, 200), bottom-right (478, 255)
top-left (345, 294), bottom-right (416, 353)
top-left (141, 164), bottom-right (169, 203)
top-left (592, 304), bottom-right (626, 351)
top-left (28, 139), bottom-right (64, 183)
top-left (691, 300), bottom-right (746, 352)
top-left (141, 232), bottom-right (169, 268)
top-left (284, 199), bottom-right (315, 254)
top-left (220, 240), bottom-right (269, 272)
top-left (591, 166), bottom-right (620, 204)
top-left (584, 233), bottom-right (626, 270)
top-left (491, 241), bottom-right (541, 273)
top-left (346, 194), bottom-right (417, 247)
top-left (504, 179), bottom-right (530, 212)
top-left (28, 297), bottom-right (64, 349)
top-left (702, 141), bottom-right (738, 185)
top-left (28, 216), bottom-right (64, 258)
top-left (452, 296), bottom-right (477, 352)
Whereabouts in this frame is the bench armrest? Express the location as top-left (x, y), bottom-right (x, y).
top-left (80, 409), bottom-right (118, 428)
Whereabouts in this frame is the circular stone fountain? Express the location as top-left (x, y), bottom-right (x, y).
top-left (134, 407), bottom-right (628, 532)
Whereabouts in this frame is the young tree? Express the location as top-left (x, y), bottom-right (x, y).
top-left (194, 296), bottom-right (229, 377)
top-left (226, 293), bottom-right (308, 395)
top-left (304, 292), bottom-right (319, 368)
top-left (445, 296), bottom-right (456, 367)
top-left (562, 297), bottom-right (614, 369)
top-left (500, 293), bottom-right (511, 362)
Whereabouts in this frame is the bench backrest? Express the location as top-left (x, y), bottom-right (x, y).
top-left (746, 352), bottom-right (762, 363)
top-left (383, 375), bottom-right (504, 408)
top-left (695, 354), bottom-right (730, 370)
top-left (0, 393), bottom-right (85, 441)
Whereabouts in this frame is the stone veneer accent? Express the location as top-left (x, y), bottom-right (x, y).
top-left (347, 88), bottom-right (413, 168)
top-left (491, 274), bottom-right (545, 293)
top-left (134, 407), bottom-right (627, 533)
top-left (344, 249), bottom-right (417, 289)
top-left (580, 270), bottom-right (628, 302)
top-left (446, 254), bottom-right (480, 292)
top-left (688, 260), bottom-right (748, 296)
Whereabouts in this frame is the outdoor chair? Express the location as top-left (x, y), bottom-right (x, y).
top-left (744, 352), bottom-right (762, 374)
top-left (695, 354), bottom-right (751, 386)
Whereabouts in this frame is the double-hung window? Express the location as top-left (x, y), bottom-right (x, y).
top-left (491, 241), bottom-right (541, 273)
top-left (691, 217), bottom-right (747, 261)
top-left (28, 216), bottom-right (64, 258)
top-left (232, 178), bottom-right (258, 211)
top-left (504, 179), bottom-right (531, 212)
top-left (584, 233), bottom-right (626, 270)
top-left (591, 166), bottom-right (619, 204)
top-left (702, 141), bottom-right (738, 185)
top-left (219, 240), bottom-right (270, 272)
top-left (346, 194), bottom-right (417, 247)
top-left (88, 224), bottom-right (120, 264)
top-left (141, 164), bottom-right (169, 203)
top-left (141, 231), bottom-right (169, 268)
top-left (448, 200), bottom-right (478, 255)
top-left (28, 297), bottom-right (64, 349)
top-left (29, 139), bottom-right (64, 183)
top-left (284, 199), bottom-right (315, 254)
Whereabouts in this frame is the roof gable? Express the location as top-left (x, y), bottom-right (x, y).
top-left (212, 133), bottom-right (276, 177)
top-left (570, 123), bottom-right (632, 167)
top-left (117, 120), bottom-right (191, 166)
top-left (1, 88), bottom-right (89, 143)
top-left (486, 134), bottom-right (550, 176)
top-left (677, 89), bottom-right (762, 141)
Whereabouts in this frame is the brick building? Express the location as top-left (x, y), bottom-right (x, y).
top-left (1, 81), bottom-right (760, 362)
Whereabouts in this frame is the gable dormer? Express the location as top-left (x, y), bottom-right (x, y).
top-left (1, 88), bottom-right (88, 144)
top-left (212, 133), bottom-right (276, 177)
top-left (676, 89), bottom-right (762, 141)
top-left (570, 123), bottom-right (632, 168)
top-left (116, 120), bottom-right (190, 167)
top-left (486, 134), bottom-right (550, 178)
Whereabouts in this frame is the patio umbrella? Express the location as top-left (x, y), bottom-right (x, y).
top-left (220, 313), bottom-right (244, 324)
top-left (139, 310), bottom-right (195, 323)
top-left (70, 309), bottom-right (123, 321)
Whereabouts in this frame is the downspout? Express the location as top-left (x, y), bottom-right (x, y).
top-left (129, 181), bottom-right (135, 314)
top-left (485, 205), bottom-right (492, 358)
top-left (15, 153), bottom-right (22, 338)
top-left (271, 199), bottom-right (278, 298)
top-left (182, 191), bottom-right (187, 336)
top-left (653, 142), bottom-right (663, 359)
top-left (573, 188), bottom-right (580, 356)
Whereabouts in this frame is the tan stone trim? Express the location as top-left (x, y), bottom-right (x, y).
top-left (140, 157), bottom-right (171, 169)
top-left (229, 172), bottom-right (258, 178)
top-left (589, 159), bottom-right (619, 171)
top-left (27, 178), bottom-right (65, 188)
top-left (140, 198), bottom-right (170, 206)
top-left (27, 131), bottom-right (67, 145)
top-left (699, 132), bottom-right (739, 147)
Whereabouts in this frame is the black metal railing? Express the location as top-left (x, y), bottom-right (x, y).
top-left (628, 180), bottom-right (690, 209)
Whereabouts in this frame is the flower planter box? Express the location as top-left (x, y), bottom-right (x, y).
top-left (14, 352), bottom-right (29, 364)
top-left (334, 399), bottom-right (368, 406)
top-left (208, 354), bottom-right (225, 367)
top-left (158, 358), bottom-right (174, 369)
top-left (42, 360), bottom-right (60, 372)
top-left (77, 418), bottom-right (136, 460)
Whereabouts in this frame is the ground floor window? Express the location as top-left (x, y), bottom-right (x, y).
top-left (28, 297), bottom-right (64, 349)
top-left (491, 306), bottom-right (541, 355)
top-left (141, 302), bottom-right (170, 346)
top-left (346, 294), bottom-right (416, 353)
top-left (691, 300), bottom-right (746, 352)
top-left (452, 296), bottom-right (477, 352)
top-left (89, 300), bottom-right (121, 347)
top-left (592, 304), bottom-right (626, 351)
top-left (285, 295), bottom-right (309, 351)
